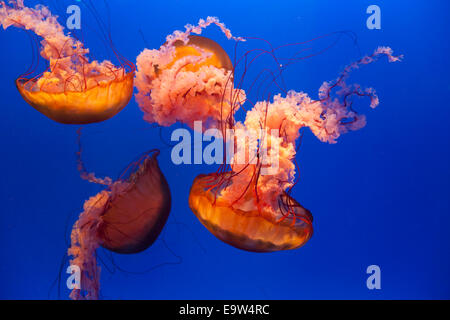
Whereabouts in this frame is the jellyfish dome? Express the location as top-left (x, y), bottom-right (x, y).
top-left (68, 150), bottom-right (171, 300)
top-left (0, 0), bottom-right (134, 124)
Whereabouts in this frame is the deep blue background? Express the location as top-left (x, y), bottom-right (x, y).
top-left (0, 0), bottom-right (449, 299)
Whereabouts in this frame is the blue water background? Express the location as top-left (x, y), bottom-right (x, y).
top-left (0, 0), bottom-right (449, 299)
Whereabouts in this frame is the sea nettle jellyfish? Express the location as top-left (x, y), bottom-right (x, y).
top-left (190, 46), bottom-right (402, 252)
top-left (0, 0), bottom-right (134, 124)
top-left (135, 16), bottom-right (246, 130)
top-left (135, 17), bottom-right (402, 252)
top-left (68, 147), bottom-right (171, 300)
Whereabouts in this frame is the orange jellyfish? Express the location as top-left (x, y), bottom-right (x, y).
top-left (68, 148), bottom-right (171, 300)
top-left (135, 17), bottom-right (245, 130)
top-left (134, 17), bottom-right (401, 253)
top-left (0, 0), bottom-right (134, 124)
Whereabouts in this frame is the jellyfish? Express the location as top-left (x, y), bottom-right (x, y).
top-left (135, 16), bottom-right (245, 130)
top-left (136, 17), bottom-right (401, 253)
top-left (68, 148), bottom-right (171, 300)
top-left (0, 0), bottom-right (134, 124)
top-left (189, 47), bottom-right (402, 252)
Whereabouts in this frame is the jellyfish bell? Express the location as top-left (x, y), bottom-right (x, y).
top-left (96, 151), bottom-right (171, 254)
top-left (69, 150), bottom-right (171, 299)
top-left (15, 71), bottom-right (134, 124)
top-left (189, 173), bottom-right (313, 253)
top-left (1, 0), bottom-right (134, 124)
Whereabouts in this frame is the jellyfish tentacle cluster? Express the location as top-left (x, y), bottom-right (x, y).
top-left (135, 17), bottom-right (246, 131)
top-left (220, 46), bottom-right (403, 215)
top-left (135, 17), bottom-right (402, 253)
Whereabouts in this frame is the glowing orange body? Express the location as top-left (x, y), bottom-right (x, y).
top-left (16, 71), bottom-right (134, 124)
top-left (189, 173), bottom-right (313, 252)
